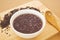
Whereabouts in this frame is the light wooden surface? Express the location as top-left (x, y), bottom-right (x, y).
top-left (0, 0), bottom-right (60, 19)
top-left (40, 0), bottom-right (60, 19)
top-left (0, 1), bottom-right (58, 40)
top-left (47, 32), bottom-right (60, 40)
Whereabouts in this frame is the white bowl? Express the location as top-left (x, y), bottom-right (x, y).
top-left (10, 9), bottom-right (46, 39)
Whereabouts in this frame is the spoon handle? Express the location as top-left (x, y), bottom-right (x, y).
top-left (45, 11), bottom-right (60, 31)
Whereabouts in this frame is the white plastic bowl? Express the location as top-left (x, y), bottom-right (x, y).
top-left (10, 9), bottom-right (46, 39)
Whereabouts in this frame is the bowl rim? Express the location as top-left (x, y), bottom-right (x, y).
top-left (10, 9), bottom-right (46, 35)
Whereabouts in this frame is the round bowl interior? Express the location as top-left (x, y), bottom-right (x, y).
top-left (10, 9), bottom-right (46, 38)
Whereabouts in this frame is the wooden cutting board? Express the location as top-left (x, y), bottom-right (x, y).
top-left (0, 0), bottom-right (58, 40)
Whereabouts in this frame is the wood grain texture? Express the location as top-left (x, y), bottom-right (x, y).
top-left (47, 32), bottom-right (60, 40)
top-left (0, 0), bottom-right (60, 19)
top-left (0, 1), bottom-right (58, 40)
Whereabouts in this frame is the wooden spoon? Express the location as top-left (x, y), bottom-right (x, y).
top-left (45, 11), bottom-right (60, 31)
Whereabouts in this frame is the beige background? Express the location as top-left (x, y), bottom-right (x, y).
top-left (0, 0), bottom-right (60, 40)
top-left (0, 0), bottom-right (60, 19)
